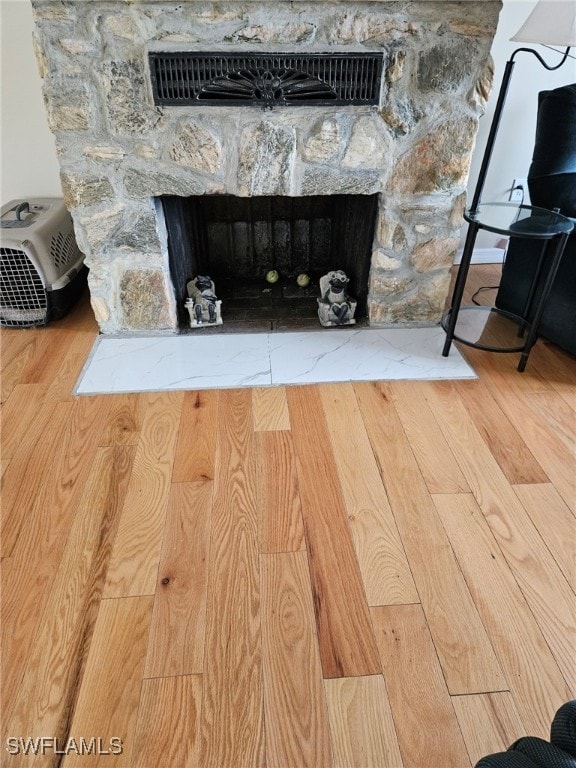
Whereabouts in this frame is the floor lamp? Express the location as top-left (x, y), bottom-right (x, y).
top-left (470, 0), bottom-right (576, 213)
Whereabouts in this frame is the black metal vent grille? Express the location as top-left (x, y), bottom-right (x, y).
top-left (0, 247), bottom-right (48, 327)
top-left (149, 52), bottom-right (383, 107)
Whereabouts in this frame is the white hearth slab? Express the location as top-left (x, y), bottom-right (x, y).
top-left (74, 327), bottom-right (475, 395)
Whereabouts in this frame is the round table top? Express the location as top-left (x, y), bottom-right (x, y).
top-left (464, 202), bottom-right (574, 238)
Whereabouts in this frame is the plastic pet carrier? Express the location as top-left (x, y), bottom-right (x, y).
top-left (1, 198), bottom-right (88, 327)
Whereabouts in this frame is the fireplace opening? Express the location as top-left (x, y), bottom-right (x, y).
top-left (160, 193), bottom-right (378, 330)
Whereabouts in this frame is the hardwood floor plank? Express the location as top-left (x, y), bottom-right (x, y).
top-left (320, 383), bottom-right (418, 606)
top-left (287, 385), bottom-right (381, 679)
top-left (1, 326), bottom-right (41, 372)
top-left (261, 551), bottom-right (332, 768)
top-left (355, 381), bottom-right (504, 694)
top-left (1, 397), bottom-right (110, 717)
top-left (144, 481), bottom-right (212, 678)
top-left (388, 381), bottom-right (470, 494)
top-left (98, 394), bottom-right (145, 447)
top-left (454, 379), bottom-right (549, 485)
top-left (513, 483), bottom-right (576, 591)
top-left (0, 458), bottom-right (10, 479)
top-left (104, 391), bottom-right (183, 597)
top-left (0, 329), bottom-right (40, 403)
top-left (0, 297), bottom-right (93, 384)
top-left (3, 446), bottom-right (135, 758)
top-left (44, 350), bottom-right (92, 403)
top-left (524, 390), bottom-right (575, 455)
top-left (528, 340), bottom-right (576, 411)
top-left (324, 675), bottom-right (403, 768)
top-left (172, 390), bottom-right (218, 483)
top-left (256, 430), bottom-right (305, 553)
top-left (452, 692), bottom-right (526, 766)
top-left (460, 341), bottom-right (552, 395)
top-left (200, 389), bottom-right (265, 768)
top-left (0, 382), bottom-right (46, 459)
top-left (0, 395), bottom-right (60, 556)
top-left (62, 596), bottom-right (153, 767)
top-left (371, 604), bottom-right (471, 768)
top-left (66, 298), bottom-right (99, 352)
top-left (132, 675), bottom-right (202, 768)
top-left (433, 492), bottom-right (572, 736)
top-left (15, 396), bottom-right (113, 558)
top-left (252, 386), bottom-right (291, 431)
top-left (471, 358), bottom-right (576, 513)
top-left (427, 382), bottom-right (576, 691)
top-left (0, 555), bottom-right (17, 726)
top-left (20, 324), bottom-right (76, 386)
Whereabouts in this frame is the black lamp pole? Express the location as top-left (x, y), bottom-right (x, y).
top-left (469, 46), bottom-right (572, 214)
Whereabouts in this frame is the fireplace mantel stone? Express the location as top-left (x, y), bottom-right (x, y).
top-left (31, 0), bottom-right (501, 333)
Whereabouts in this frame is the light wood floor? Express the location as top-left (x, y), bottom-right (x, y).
top-left (1, 265), bottom-right (575, 767)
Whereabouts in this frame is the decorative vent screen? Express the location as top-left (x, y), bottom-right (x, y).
top-left (149, 52), bottom-right (383, 107)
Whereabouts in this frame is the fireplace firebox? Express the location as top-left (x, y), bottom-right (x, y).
top-left (160, 194), bottom-right (378, 329)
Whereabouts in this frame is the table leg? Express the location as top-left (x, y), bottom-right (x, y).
top-left (442, 221), bottom-right (479, 357)
top-left (517, 231), bottom-right (570, 372)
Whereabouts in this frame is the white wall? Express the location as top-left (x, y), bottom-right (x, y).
top-left (465, 0), bottom-right (576, 248)
top-left (1, 0), bottom-right (574, 227)
top-left (1, 0), bottom-right (62, 203)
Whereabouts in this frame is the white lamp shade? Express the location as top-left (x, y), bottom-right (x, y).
top-left (511, 0), bottom-right (576, 46)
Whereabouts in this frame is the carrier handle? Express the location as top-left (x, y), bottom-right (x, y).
top-left (15, 202), bottom-right (30, 221)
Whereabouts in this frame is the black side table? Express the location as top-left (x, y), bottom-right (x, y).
top-left (442, 202), bottom-right (574, 372)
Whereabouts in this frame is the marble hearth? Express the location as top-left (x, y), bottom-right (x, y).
top-left (31, 0), bottom-right (501, 333)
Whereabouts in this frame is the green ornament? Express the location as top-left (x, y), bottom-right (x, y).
top-left (266, 270), bottom-right (279, 283)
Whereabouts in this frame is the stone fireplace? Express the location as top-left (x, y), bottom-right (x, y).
top-left (31, 0), bottom-right (501, 333)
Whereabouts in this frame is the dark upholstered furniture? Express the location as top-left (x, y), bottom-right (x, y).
top-left (496, 83), bottom-right (576, 356)
top-left (475, 700), bottom-right (576, 768)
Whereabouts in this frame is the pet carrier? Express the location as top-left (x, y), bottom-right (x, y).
top-left (0, 198), bottom-right (88, 327)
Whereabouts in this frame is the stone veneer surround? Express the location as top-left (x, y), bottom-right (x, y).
top-left (31, 0), bottom-right (501, 333)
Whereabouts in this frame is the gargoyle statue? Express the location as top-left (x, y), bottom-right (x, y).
top-left (317, 270), bottom-right (357, 327)
top-left (185, 275), bottom-right (223, 327)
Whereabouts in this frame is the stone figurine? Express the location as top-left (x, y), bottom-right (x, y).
top-left (185, 275), bottom-right (222, 327)
top-left (317, 270), bottom-right (357, 326)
